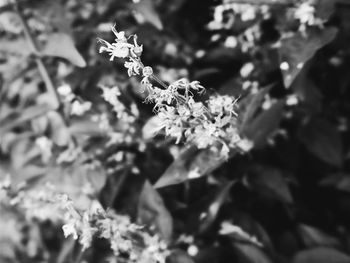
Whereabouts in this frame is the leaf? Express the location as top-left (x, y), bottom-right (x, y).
top-left (229, 211), bottom-right (273, 249)
top-left (37, 162), bottom-right (107, 210)
top-left (0, 104), bottom-right (52, 136)
top-left (290, 61), bottom-right (322, 114)
top-left (0, 37), bottom-right (30, 57)
top-left (154, 145), bottom-right (234, 188)
top-left (298, 118), bottom-right (342, 167)
top-left (239, 85), bottom-right (273, 131)
top-left (246, 166), bottom-right (293, 203)
top-left (298, 224), bottom-right (340, 248)
top-left (199, 181), bottom-right (235, 232)
top-left (131, 0), bottom-right (163, 30)
top-left (234, 243), bottom-right (272, 263)
top-left (47, 111), bottom-right (71, 146)
top-left (292, 247), bottom-right (350, 263)
top-left (42, 33), bottom-right (86, 67)
top-left (69, 119), bottom-right (104, 136)
top-left (138, 180), bottom-right (173, 242)
top-left (319, 173), bottom-right (350, 193)
top-left (242, 100), bottom-right (284, 148)
top-left (315, 0), bottom-right (336, 20)
top-left (167, 250), bottom-right (194, 263)
top-left (279, 27), bottom-right (338, 88)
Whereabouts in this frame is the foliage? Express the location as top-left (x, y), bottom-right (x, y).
top-left (1, 0), bottom-right (350, 263)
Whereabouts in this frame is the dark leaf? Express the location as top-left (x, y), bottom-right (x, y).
top-left (319, 173), bottom-right (350, 193)
top-left (239, 85), bottom-right (273, 131)
top-left (138, 180), bottom-right (173, 242)
top-left (292, 247), bottom-right (350, 263)
top-left (154, 146), bottom-right (235, 188)
top-left (242, 100), bottom-right (285, 148)
top-left (298, 224), bottom-right (340, 248)
top-left (246, 166), bottom-right (293, 203)
top-left (315, 0), bottom-right (336, 20)
top-left (234, 243), bottom-right (272, 263)
top-left (199, 181), bottom-right (235, 232)
top-left (298, 118), bottom-right (342, 167)
top-left (167, 250), bottom-right (194, 263)
top-left (279, 27), bottom-right (338, 88)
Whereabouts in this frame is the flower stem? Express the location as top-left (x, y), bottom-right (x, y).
top-left (14, 1), bottom-right (61, 110)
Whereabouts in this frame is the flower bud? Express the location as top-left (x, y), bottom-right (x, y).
top-left (132, 45), bottom-right (143, 57)
top-left (142, 66), bottom-right (153, 77)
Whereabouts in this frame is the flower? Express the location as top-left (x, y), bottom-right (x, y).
top-left (98, 39), bottom-right (133, 60)
top-left (62, 221), bottom-right (79, 240)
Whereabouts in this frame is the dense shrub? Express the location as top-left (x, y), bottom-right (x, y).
top-left (1, 0), bottom-right (350, 263)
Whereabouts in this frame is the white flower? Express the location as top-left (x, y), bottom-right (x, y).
top-left (99, 39), bottom-right (133, 60)
top-left (70, 100), bottom-right (92, 116)
top-left (62, 221), bottom-right (78, 240)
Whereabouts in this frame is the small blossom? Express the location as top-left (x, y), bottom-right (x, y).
top-left (62, 221), bottom-right (78, 240)
top-left (143, 66), bottom-right (153, 77)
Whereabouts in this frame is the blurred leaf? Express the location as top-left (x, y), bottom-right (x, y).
top-left (142, 115), bottom-right (163, 140)
top-left (200, 181), bottom-right (235, 232)
top-left (138, 180), bottom-right (173, 242)
top-left (298, 118), bottom-right (342, 167)
top-left (42, 33), bottom-right (86, 67)
top-left (0, 104), bottom-right (51, 136)
top-left (290, 61), bottom-right (322, 114)
top-left (242, 100), bottom-right (285, 148)
top-left (155, 146), bottom-right (233, 188)
top-left (315, 0), bottom-right (335, 20)
top-left (229, 211), bottom-right (274, 249)
top-left (47, 111), bottom-right (71, 146)
top-left (131, 0), bottom-right (163, 30)
top-left (39, 162), bottom-right (107, 209)
top-left (234, 243), bottom-right (272, 263)
top-left (69, 119), bottom-right (104, 136)
top-left (319, 173), bottom-right (350, 193)
top-left (292, 247), bottom-right (350, 263)
top-left (219, 221), bottom-right (263, 247)
top-left (239, 85), bottom-right (273, 130)
top-left (246, 167), bottom-right (293, 203)
top-left (167, 250), bottom-right (194, 263)
top-left (10, 139), bottom-right (41, 169)
top-left (279, 27), bottom-right (338, 88)
top-left (0, 37), bottom-right (29, 56)
top-left (298, 224), bottom-right (340, 248)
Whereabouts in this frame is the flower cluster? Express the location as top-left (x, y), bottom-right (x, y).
top-left (0, 180), bottom-right (169, 263)
top-left (98, 26), bottom-right (242, 158)
top-left (58, 195), bottom-right (170, 262)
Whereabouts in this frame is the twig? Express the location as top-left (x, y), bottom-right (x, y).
top-left (13, 1), bottom-right (61, 110)
top-left (223, 0), bottom-right (294, 6)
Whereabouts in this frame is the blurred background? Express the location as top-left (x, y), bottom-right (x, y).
top-left (1, 0), bottom-right (350, 263)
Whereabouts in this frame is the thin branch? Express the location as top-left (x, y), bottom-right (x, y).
top-left (13, 1), bottom-right (61, 110)
top-left (223, 0), bottom-right (294, 6)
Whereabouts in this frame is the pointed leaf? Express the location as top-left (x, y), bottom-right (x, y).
top-left (298, 118), bottom-right (342, 167)
top-left (47, 111), bottom-right (71, 146)
top-left (247, 167), bottom-right (293, 203)
top-left (138, 180), bottom-right (173, 242)
top-left (298, 224), bottom-right (340, 248)
top-left (200, 181), bottom-right (235, 232)
top-left (234, 243), bottom-right (272, 263)
top-left (154, 146), bottom-right (234, 188)
top-left (243, 100), bottom-right (284, 148)
top-left (42, 33), bottom-right (86, 67)
top-left (293, 247), bottom-right (350, 263)
top-left (279, 27), bottom-right (337, 88)
top-left (131, 0), bottom-right (163, 30)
